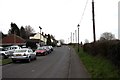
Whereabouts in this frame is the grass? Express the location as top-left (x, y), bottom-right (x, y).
top-left (0, 58), bottom-right (12, 65)
top-left (73, 46), bottom-right (120, 78)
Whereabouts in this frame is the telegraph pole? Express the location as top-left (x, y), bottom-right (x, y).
top-left (92, 0), bottom-right (96, 42)
top-left (71, 32), bottom-right (72, 43)
top-left (77, 24), bottom-right (80, 52)
top-left (75, 30), bottom-right (77, 44)
top-left (68, 38), bottom-right (69, 44)
top-left (73, 33), bottom-right (74, 43)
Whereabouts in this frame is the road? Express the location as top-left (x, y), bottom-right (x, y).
top-left (2, 45), bottom-right (90, 78)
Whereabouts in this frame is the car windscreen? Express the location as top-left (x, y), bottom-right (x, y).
top-left (14, 50), bottom-right (27, 53)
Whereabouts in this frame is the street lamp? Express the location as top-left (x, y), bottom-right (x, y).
top-left (77, 24), bottom-right (80, 52)
top-left (39, 26), bottom-right (42, 46)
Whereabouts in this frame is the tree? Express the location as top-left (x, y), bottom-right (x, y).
top-left (50, 35), bottom-right (55, 40)
top-left (84, 39), bottom-right (89, 43)
top-left (47, 34), bottom-right (51, 45)
top-left (9, 22), bottom-right (20, 36)
top-left (50, 35), bottom-right (56, 46)
top-left (20, 26), bottom-right (27, 39)
top-left (25, 25), bottom-right (35, 39)
top-left (100, 32), bottom-right (115, 40)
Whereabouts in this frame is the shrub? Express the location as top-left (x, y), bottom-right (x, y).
top-left (83, 40), bottom-right (120, 70)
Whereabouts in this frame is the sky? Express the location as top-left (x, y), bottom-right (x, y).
top-left (0, 0), bottom-right (119, 43)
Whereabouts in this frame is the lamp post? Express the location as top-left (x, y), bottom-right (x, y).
top-left (77, 24), bottom-right (80, 52)
top-left (39, 26), bottom-right (42, 46)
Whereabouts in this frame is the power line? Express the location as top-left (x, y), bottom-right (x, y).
top-left (79, 0), bottom-right (89, 24)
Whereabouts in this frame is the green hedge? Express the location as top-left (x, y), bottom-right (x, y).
top-left (83, 40), bottom-right (120, 70)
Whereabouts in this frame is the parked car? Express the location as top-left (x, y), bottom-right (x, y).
top-left (48, 46), bottom-right (53, 51)
top-left (10, 48), bottom-right (36, 63)
top-left (5, 45), bottom-right (21, 56)
top-left (0, 47), bottom-right (10, 59)
top-left (42, 46), bottom-right (51, 54)
top-left (35, 47), bottom-right (47, 56)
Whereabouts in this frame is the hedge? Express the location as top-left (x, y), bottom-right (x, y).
top-left (83, 40), bottom-right (120, 70)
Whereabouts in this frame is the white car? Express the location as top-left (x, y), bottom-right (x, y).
top-left (5, 45), bottom-right (21, 56)
top-left (48, 46), bottom-right (53, 51)
top-left (0, 47), bottom-right (9, 59)
top-left (10, 48), bottom-right (36, 63)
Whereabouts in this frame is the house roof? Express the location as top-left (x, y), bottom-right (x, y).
top-left (2, 34), bottom-right (25, 45)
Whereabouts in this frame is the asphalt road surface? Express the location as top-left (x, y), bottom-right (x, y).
top-left (2, 45), bottom-right (90, 78)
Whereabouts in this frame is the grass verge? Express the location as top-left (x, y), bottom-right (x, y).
top-left (0, 58), bottom-right (12, 65)
top-left (73, 46), bottom-right (119, 78)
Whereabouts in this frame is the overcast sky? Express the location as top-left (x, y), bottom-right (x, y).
top-left (0, 0), bottom-right (119, 43)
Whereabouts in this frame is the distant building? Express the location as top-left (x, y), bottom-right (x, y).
top-left (1, 34), bottom-right (25, 46)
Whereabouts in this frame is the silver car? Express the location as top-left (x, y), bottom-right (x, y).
top-left (42, 46), bottom-right (51, 54)
top-left (10, 48), bottom-right (36, 63)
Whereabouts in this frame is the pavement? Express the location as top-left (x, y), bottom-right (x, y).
top-left (2, 45), bottom-right (90, 78)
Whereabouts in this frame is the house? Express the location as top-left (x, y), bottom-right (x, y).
top-left (29, 33), bottom-right (47, 45)
top-left (1, 34), bottom-right (25, 47)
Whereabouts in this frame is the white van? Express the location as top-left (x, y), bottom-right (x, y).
top-left (57, 41), bottom-right (61, 47)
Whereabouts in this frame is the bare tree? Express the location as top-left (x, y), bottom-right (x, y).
top-left (25, 25), bottom-right (35, 39)
top-left (20, 26), bottom-right (27, 39)
top-left (84, 39), bottom-right (89, 43)
top-left (100, 32), bottom-right (115, 40)
top-left (9, 22), bottom-right (20, 36)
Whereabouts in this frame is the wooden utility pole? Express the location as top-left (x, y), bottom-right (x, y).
top-left (92, 0), bottom-right (96, 42)
top-left (71, 32), bottom-right (72, 43)
top-left (77, 24), bottom-right (80, 52)
top-left (73, 33), bottom-right (74, 43)
top-left (75, 30), bottom-right (77, 43)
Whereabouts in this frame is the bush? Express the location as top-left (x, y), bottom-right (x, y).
top-left (108, 41), bottom-right (120, 68)
top-left (83, 40), bottom-right (120, 70)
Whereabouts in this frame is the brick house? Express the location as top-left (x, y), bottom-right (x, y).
top-left (1, 34), bottom-right (25, 47)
